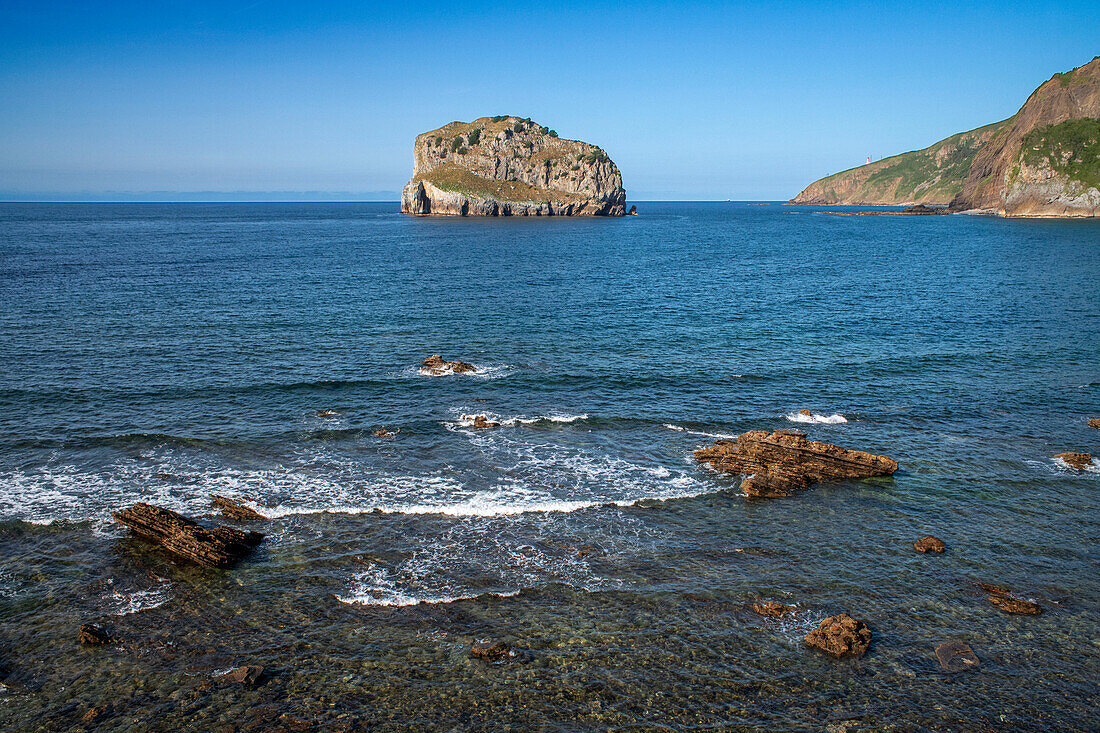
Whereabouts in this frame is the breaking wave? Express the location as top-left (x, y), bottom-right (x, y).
top-left (785, 412), bottom-right (848, 425)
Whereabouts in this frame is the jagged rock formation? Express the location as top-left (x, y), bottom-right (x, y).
top-left (420, 354), bottom-right (476, 375)
top-left (793, 56), bottom-right (1100, 217)
top-left (694, 430), bottom-right (898, 498)
top-left (401, 116), bottom-right (626, 216)
top-left (804, 613), bottom-right (872, 658)
top-left (112, 503), bottom-right (263, 568)
top-left (792, 120), bottom-right (1011, 206)
top-left (913, 535), bottom-right (946, 553)
top-left (211, 494), bottom-right (266, 521)
top-left (1055, 451), bottom-right (1092, 470)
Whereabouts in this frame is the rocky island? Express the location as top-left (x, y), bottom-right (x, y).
top-left (401, 116), bottom-right (626, 216)
top-left (792, 56), bottom-right (1100, 217)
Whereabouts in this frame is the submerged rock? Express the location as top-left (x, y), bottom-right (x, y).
top-left (78, 623), bottom-right (113, 646)
top-left (112, 502), bottom-right (264, 568)
top-left (216, 665), bottom-right (265, 686)
top-left (210, 494), bottom-right (266, 522)
top-left (81, 705), bottom-right (112, 724)
top-left (694, 430), bottom-right (898, 498)
top-left (317, 409), bottom-right (341, 418)
top-left (804, 613), bottom-right (872, 658)
top-left (1055, 451), bottom-right (1092, 470)
top-left (752, 600), bottom-right (796, 618)
top-left (977, 581), bottom-right (1011, 595)
top-left (421, 354), bottom-right (477, 375)
top-left (470, 640), bottom-right (514, 662)
top-left (914, 535), bottom-right (946, 553)
top-left (934, 641), bottom-right (980, 673)
top-left (988, 594), bottom-right (1042, 615)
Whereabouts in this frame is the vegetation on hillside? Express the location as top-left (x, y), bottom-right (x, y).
top-left (415, 164), bottom-right (587, 204)
top-left (1020, 117), bottom-right (1100, 189)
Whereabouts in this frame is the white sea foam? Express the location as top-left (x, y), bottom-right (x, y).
top-left (414, 363), bottom-right (515, 379)
top-left (1051, 456), bottom-right (1100, 474)
top-left (445, 412), bottom-right (589, 430)
top-left (664, 424), bottom-right (739, 440)
top-left (108, 584), bottom-right (170, 615)
top-left (785, 412), bottom-right (848, 424)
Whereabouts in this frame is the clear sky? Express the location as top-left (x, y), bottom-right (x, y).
top-left (2, 1), bottom-right (1098, 201)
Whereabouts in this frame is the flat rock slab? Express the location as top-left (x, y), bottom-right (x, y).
top-left (694, 430), bottom-right (898, 497)
top-left (112, 502), bottom-right (263, 568)
top-left (988, 594), bottom-right (1042, 615)
top-left (914, 535), bottom-right (946, 553)
top-left (805, 613), bottom-right (872, 658)
top-left (935, 641), bottom-right (980, 672)
top-left (210, 494), bottom-right (266, 521)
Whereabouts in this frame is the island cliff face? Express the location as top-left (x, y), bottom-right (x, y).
top-left (401, 116), bottom-right (626, 216)
top-left (792, 57), bottom-right (1100, 217)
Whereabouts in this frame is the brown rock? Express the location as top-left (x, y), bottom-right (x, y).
top-left (799, 408), bottom-right (813, 416)
top-left (470, 640), bottom-right (513, 662)
top-left (112, 503), bottom-right (263, 568)
top-left (317, 409), bottom-right (340, 418)
top-left (421, 354), bottom-right (477, 375)
top-left (373, 427), bottom-right (396, 437)
top-left (78, 623), bottom-right (113, 645)
top-left (934, 641), bottom-right (980, 673)
top-left (804, 613), bottom-right (872, 658)
top-left (82, 705), bottom-right (111, 723)
top-left (216, 665), bottom-right (264, 686)
top-left (988, 595), bottom-right (1042, 615)
top-left (211, 495), bottom-right (265, 522)
top-left (977, 581), bottom-right (1011, 595)
top-left (694, 430), bottom-right (898, 498)
top-left (1055, 452), bottom-right (1092, 470)
top-left (468, 415), bottom-right (500, 429)
top-left (914, 535), bottom-right (946, 553)
top-left (1088, 418), bottom-right (1100, 429)
top-left (752, 600), bottom-right (796, 618)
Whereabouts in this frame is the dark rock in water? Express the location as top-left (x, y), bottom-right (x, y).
top-left (804, 613), bottom-right (872, 658)
top-left (373, 427), bottom-right (396, 437)
top-left (78, 623), bottom-right (113, 645)
top-left (988, 594), bottom-right (1042, 615)
top-left (1088, 418), bottom-right (1100, 429)
top-left (1055, 451), bottom-right (1092, 470)
top-left (628, 205), bottom-right (638, 215)
top-left (901, 204), bottom-right (948, 215)
top-left (694, 430), bottom-right (898, 498)
top-left (978, 581), bottom-right (1011, 595)
top-left (421, 354), bottom-right (477, 375)
top-left (467, 414), bottom-right (500, 429)
top-left (470, 640), bottom-right (514, 662)
top-left (216, 665), bottom-right (265, 686)
top-left (81, 705), bottom-right (111, 723)
top-left (935, 641), bottom-right (980, 673)
top-left (914, 535), bottom-right (946, 553)
top-left (210, 494), bottom-right (265, 522)
top-left (112, 502), bottom-right (264, 568)
top-left (752, 600), bottom-right (796, 618)
top-left (317, 409), bottom-right (340, 418)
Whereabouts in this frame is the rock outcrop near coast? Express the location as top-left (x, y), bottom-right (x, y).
top-left (694, 430), bottom-right (898, 498)
top-left (793, 56), bottom-right (1100, 217)
top-left (401, 116), bottom-right (626, 216)
top-left (112, 503), bottom-right (263, 568)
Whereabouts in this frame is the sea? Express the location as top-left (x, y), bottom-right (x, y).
top-left (0, 202), bottom-right (1097, 731)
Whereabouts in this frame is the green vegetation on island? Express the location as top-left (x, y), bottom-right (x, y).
top-left (1018, 117), bottom-right (1100, 190)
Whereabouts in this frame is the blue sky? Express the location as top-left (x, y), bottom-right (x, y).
top-left (2, 1), bottom-right (1098, 200)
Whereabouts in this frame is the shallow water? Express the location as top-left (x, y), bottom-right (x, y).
top-left (0, 202), bottom-right (1097, 731)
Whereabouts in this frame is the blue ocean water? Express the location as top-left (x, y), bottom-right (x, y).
top-left (0, 202), bottom-right (1097, 730)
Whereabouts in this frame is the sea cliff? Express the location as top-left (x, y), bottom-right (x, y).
top-left (792, 57), bottom-right (1100, 217)
top-left (401, 116), bottom-right (626, 216)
